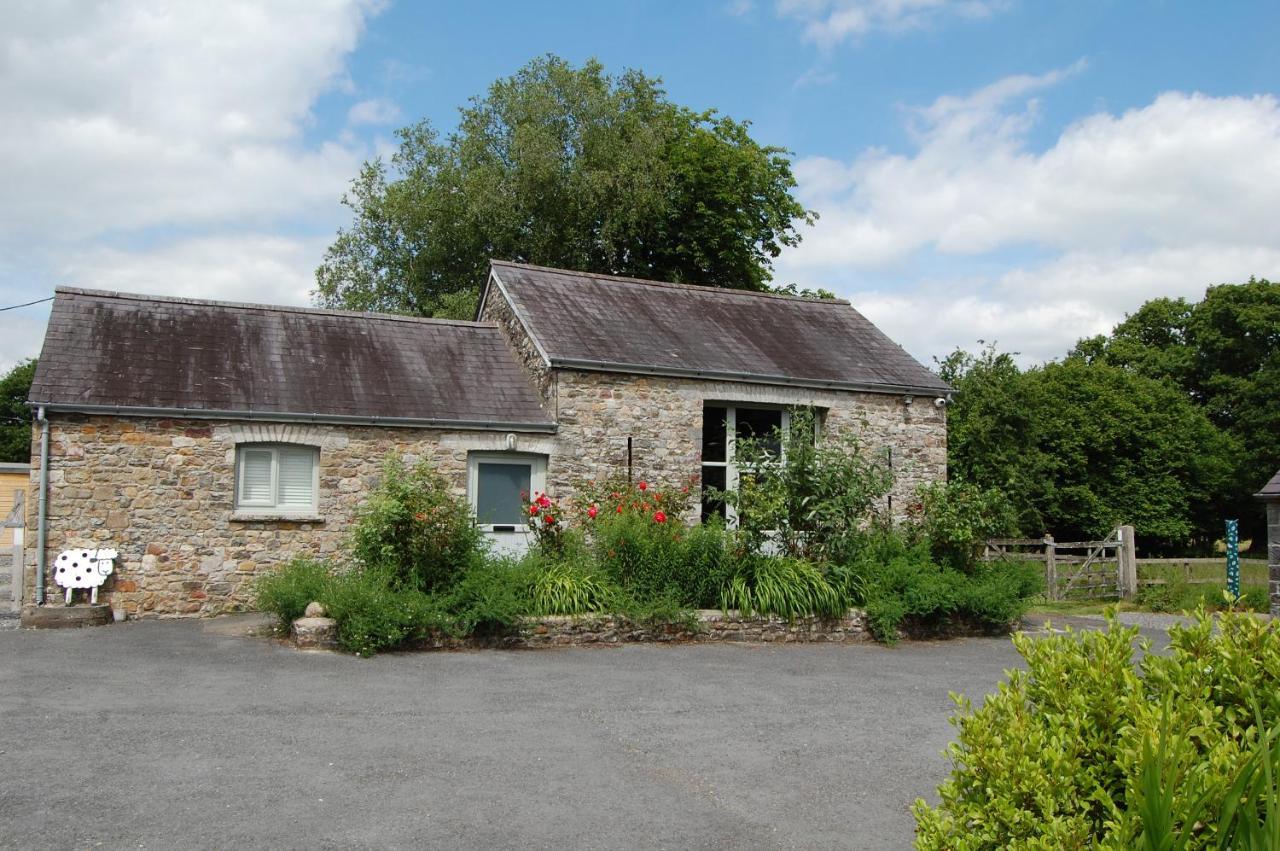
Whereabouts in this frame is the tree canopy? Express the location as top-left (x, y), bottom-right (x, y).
top-left (0, 359), bottom-right (36, 463)
top-left (940, 346), bottom-right (1237, 552)
top-left (315, 55), bottom-right (814, 318)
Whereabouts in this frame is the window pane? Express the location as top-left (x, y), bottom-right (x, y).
top-left (702, 405), bottom-right (727, 463)
top-left (735, 407), bottom-right (783, 457)
top-left (476, 462), bottom-right (531, 525)
top-left (701, 465), bottom-right (727, 523)
top-left (277, 447), bottom-right (316, 508)
top-left (239, 449), bottom-right (273, 504)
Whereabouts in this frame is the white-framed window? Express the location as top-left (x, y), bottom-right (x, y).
top-left (235, 444), bottom-right (319, 514)
top-left (467, 452), bottom-right (547, 531)
top-left (701, 404), bottom-right (819, 524)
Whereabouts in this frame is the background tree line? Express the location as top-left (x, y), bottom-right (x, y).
top-left (943, 278), bottom-right (1279, 553)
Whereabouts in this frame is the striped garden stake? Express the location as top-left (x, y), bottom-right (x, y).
top-left (1225, 519), bottom-right (1240, 599)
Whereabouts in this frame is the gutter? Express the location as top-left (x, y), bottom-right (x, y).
top-left (30, 403), bottom-right (558, 434)
top-left (35, 405), bottom-right (49, 606)
top-left (549, 357), bottom-right (954, 398)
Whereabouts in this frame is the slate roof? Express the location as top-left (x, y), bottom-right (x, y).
top-left (1258, 469), bottom-right (1280, 499)
top-left (485, 261), bottom-right (950, 395)
top-left (29, 288), bottom-right (555, 430)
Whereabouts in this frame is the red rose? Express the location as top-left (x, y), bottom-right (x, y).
top-left (588, 505), bottom-right (598, 519)
top-left (537, 494), bottom-right (551, 508)
top-left (616, 505), bottom-right (624, 514)
top-left (638, 481), bottom-right (648, 491)
top-left (544, 514), bottom-right (556, 525)
top-left (529, 504), bottom-right (540, 516)
top-left (653, 511), bottom-right (667, 523)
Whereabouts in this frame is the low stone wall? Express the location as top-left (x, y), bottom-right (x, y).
top-left (293, 609), bottom-right (873, 652)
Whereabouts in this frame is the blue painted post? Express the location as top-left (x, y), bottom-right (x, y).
top-left (1225, 519), bottom-right (1240, 600)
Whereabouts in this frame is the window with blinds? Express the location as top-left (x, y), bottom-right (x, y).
top-left (235, 445), bottom-right (318, 512)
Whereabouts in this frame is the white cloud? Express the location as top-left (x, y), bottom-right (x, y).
top-left (347, 97), bottom-right (401, 126)
top-left (778, 68), bottom-right (1280, 364)
top-left (777, 0), bottom-right (1006, 47)
top-left (0, 1), bottom-right (381, 240)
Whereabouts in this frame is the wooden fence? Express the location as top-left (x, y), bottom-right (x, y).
top-left (1135, 557), bottom-right (1268, 587)
top-left (982, 525), bottom-right (1138, 601)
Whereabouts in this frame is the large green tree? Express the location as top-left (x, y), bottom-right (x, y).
top-left (940, 347), bottom-right (1236, 552)
top-left (1074, 278), bottom-right (1280, 537)
top-left (315, 55), bottom-right (814, 317)
top-left (0, 359), bottom-right (36, 463)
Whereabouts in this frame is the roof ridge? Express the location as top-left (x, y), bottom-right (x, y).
top-left (53, 286), bottom-right (499, 329)
top-left (489, 260), bottom-right (851, 305)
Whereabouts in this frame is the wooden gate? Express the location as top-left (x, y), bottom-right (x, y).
top-left (983, 525), bottom-right (1137, 601)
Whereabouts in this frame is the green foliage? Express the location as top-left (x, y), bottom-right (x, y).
top-left (443, 560), bottom-right (532, 637)
top-left (719, 557), bottom-right (848, 620)
top-left (315, 55), bottom-right (814, 316)
top-left (720, 408), bottom-right (894, 563)
top-left (844, 533), bottom-right (1041, 642)
top-left (1135, 582), bottom-right (1271, 614)
top-left (528, 562), bottom-right (616, 616)
top-left (941, 344), bottom-right (1237, 551)
top-left (913, 610), bottom-right (1280, 849)
top-left (323, 569), bottom-right (450, 657)
top-left (0, 358), bottom-right (36, 463)
top-left (252, 557), bottom-right (334, 631)
top-left (911, 480), bottom-right (1019, 571)
top-left (1074, 278), bottom-right (1280, 544)
top-left (349, 456), bottom-right (485, 593)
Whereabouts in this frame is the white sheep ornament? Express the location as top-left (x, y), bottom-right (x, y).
top-left (53, 547), bottom-right (118, 605)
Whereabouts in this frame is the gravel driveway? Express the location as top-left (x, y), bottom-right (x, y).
top-left (0, 616), bottom-right (1096, 849)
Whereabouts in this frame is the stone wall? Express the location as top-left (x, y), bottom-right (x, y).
top-left (398, 609), bottom-right (871, 650)
top-left (25, 416), bottom-right (559, 617)
top-left (1268, 501), bottom-right (1280, 618)
top-left (551, 370), bottom-right (946, 523)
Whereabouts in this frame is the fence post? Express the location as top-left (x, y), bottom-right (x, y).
top-left (1044, 534), bottom-right (1057, 601)
top-left (1119, 525), bottom-right (1137, 599)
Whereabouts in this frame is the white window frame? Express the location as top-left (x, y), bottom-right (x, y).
top-left (467, 452), bottom-right (547, 532)
top-left (234, 444), bottom-right (320, 515)
top-left (701, 404), bottom-right (793, 527)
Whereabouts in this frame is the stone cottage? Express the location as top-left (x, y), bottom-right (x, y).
top-left (23, 260), bottom-right (950, 617)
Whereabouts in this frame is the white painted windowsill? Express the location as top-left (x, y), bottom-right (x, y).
top-left (230, 511), bottom-right (325, 523)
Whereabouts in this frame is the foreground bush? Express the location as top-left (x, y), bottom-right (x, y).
top-left (720, 556), bottom-right (849, 620)
top-left (913, 609), bottom-right (1280, 849)
top-left (252, 557), bottom-right (332, 629)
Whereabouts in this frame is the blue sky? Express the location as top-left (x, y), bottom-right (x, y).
top-left (2, 0), bottom-right (1278, 370)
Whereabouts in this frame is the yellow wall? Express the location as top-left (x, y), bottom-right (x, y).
top-left (0, 468), bottom-right (29, 524)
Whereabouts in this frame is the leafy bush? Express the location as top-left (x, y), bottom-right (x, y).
top-left (718, 407), bottom-right (893, 563)
top-left (842, 533), bottom-right (1040, 642)
top-left (581, 480), bottom-right (734, 607)
top-left (719, 557), bottom-right (849, 620)
top-left (910, 480), bottom-right (1019, 571)
top-left (1136, 581), bottom-right (1271, 614)
top-left (444, 560), bottom-right (533, 637)
top-left (323, 569), bottom-right (450, 657)
top-left (349, 457), bottom-right (485, 592)
top-left (253, 558), bottom-right (334, 631)
top-left (529, 562), bottom-right (616, 615)
top-left (913, 610), bottom-right (1280, 849)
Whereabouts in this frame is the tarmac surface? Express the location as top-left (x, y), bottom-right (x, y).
top-left (0, 614), bottom-right (1160, 850)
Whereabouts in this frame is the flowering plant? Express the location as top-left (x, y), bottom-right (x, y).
top-left (523, 490), bottom-right (567, 552)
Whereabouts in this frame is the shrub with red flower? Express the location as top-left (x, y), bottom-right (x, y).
top-left (524, 490), bottom-right (568, 552)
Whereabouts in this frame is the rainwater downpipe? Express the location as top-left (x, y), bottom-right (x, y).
top-left (35, 405), bottom-right (49, 605)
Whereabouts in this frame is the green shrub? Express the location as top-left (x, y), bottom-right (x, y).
top-left (529, 562), bottom-right (616, 615)
top-left (913, 610), bottom-right (1280, 849)
top-left (715, 408), bottom-right (893, 563)
top-left (252, 558), bottom-right (335, 631)
top-left (323, 569), bottom-right (450, 657)
top-left (349, 456), bottom-right (485, 593)
top-left (444, 560), bottom-right (533, 637)
top-left (590, 507), bottom-right (733, 607)
top-left (843, 534), bottom-right (1040, 642)
top-left (719, 557), bottom-right (849, 620)
top-left (910, 481), bottom-right (1019, 572)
